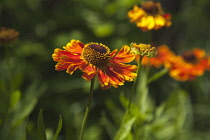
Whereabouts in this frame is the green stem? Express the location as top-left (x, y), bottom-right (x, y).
top-left (137, 59), bottom-right (150, 109)
top-left (79, 77), bottom-right (95, 140)
top-left (129, 56), bottom-right (143, 108)
top-left (4, 45), bottom-right (13, 94)
top-left (147, 68), bottom-right (168, 84)
top-left (114, 56), bottom-right (143, 140)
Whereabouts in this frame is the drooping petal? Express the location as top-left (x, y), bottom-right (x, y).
top-left (109, 62), bottom-right (137, 81)
top-left (59, 54), bottom-right (83, 63)
top-left (110, 49), bottom-right (118, 57)
top-left (201, 58), bottom-right (210, 70)
top-left (193, 48), bottom-right (205, 59)
top-left (105, 67), bottom-right (125, 87)
top-left (52, 49), bottom-right (74, 62)
top-left (155, 15), bottom-right (165, 26)
top-left (128, 5), bottom-right (145, 22)
top-left (82, 71), bottom-right (97, 81)
top-left (97, 69), bottom-right (110, 87)
top-left (63, 39), bottom-right (84, 55)
top-left (83, 64), bottom-right (97, 75)
top-left (154, 15), bottom-right (165, 29)
top-left (112, 45), bottom-right (135, 63)
top-left (54, 54), bottom-right (84, 71)
top-left (55, 62), bottom-right (71, 71)
top-left (142, 16), bottom-right (155, 30)
top-left (66, 62), bottom-right (86, 75)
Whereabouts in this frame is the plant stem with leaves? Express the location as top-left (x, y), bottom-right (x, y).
top-left (114, 56), bottom-right (143, 140)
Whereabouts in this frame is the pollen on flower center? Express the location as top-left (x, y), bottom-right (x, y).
top-left (142, 1), bottom-right (160, 15)
top-left (82, 43), bottom-right (111, 67)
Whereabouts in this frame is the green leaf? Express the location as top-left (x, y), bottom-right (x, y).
top-left (52, 115), bottom-right (63, 140)
top-left (37, 109), bottom-right (46, 140)
top-left (9, 90), bottom-right (21, 111)
top-left (0, 82), bottom-right (46, 140)
top-left (101, 112), bottom-right (115, 138)
top-left (114, 115), bottom-right (136, 140)
top-left (150, 88), bottom-right (192, 140)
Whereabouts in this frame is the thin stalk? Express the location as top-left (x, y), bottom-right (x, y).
top-left (5, 45), bottom-right (13, 94)
top-left (147, 68), bottom-right (168, 84)
top-left (128, 56), bottom-right (143, 109)
top-left (79, 77), bottom-right (95, 140)
top-left (114, 56), bottom-right (143, 140)
top-left (138, 63), bottom-right (149, 109)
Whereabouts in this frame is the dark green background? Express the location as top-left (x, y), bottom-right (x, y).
top-left (1, 0), bottom-right (210, 139)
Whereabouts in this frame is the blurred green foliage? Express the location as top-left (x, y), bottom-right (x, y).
top-left (1, 0), bottom-right (210, 140)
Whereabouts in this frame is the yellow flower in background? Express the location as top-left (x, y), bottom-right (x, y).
top-left (0, 27), bottom-right (19, 44)
top-left (128, 1), bottom-right (172, 31)
top-left (52, 40), bottom-right (137, 89)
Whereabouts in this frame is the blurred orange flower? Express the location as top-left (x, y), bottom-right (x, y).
top-left (139, 45), bottom-right (210, 81)
top-left (52, 40), bottom-right (137, 89)
top-left (168, 49), bottom-right (210, 81)
top-left (139, 45), bottom-right (175, 68)
top-left (128, 1), bottom-right (171, 31)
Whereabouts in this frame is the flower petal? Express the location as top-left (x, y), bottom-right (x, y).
top-left (82, 72), bottom-right (96, 81)
top-left (128, 5), bottom-right (145, 22)
top-left (139, 16), bottom-right (155, 30)
top-left (112, 45), bottom-right (135, 63)
top-left (55, 54), bottom-right (83, 70)
top-left (110, 49), bottom-right (118, 57)
top-left (66, 62), bottom-right (86, 75)
top-left (83, 64), bottom-right (97, 75)
top-left (97, 69), bottom-right (110, 89)
top-left (105, 67), bottom-right (125, 87)
top-left (63, 39), bottom-right (84, 55)
top-left (154, 15), bottom-right (165, 29)
top-left (110, 62), bottom-right (137, 81)
top-left (52, 49), bottom-right (73, 62)
top-left (192, 49), bottom-right (205, 59)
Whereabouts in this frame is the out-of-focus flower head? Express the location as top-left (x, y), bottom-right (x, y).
top-left (128, 1), bottom-right (172, 31)
top-left (52, 39), bottom-right (137, 90)
top-left (131, 42), bottom-right (157, 57)
top-left (138, 45), bottom-right (175, 68)
top-left (140, 45), bottom-right (210, 81)
top-left (0, 27), bottom-right (19, 44)
top-left (168, 48), bottom-right (210, 81)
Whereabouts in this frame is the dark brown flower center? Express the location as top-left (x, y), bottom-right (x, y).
top-left (141, 1), bottom-right (160, 15)
top-left (82, 43), bottom-right (110, 67)
top-left (182, 52), bottom-right (197, 64)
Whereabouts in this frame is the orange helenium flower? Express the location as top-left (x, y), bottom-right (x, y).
top-left (139, 45), bottom-right (175, 68)
top-left (168, 49), bottom-right (210, 81)
top-left (128, 1), bottom-right (171, 31)
top-left (140, 46), bottom-right (210, 81)
top-left (52, 40), bottom-right (137, 89)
